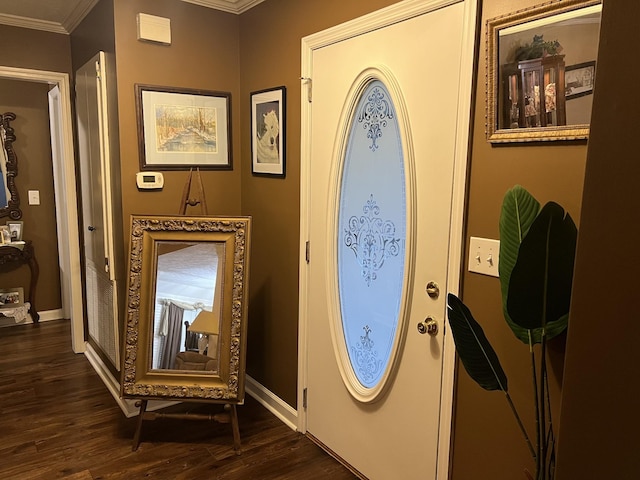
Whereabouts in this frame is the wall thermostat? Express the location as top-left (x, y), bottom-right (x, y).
top-left (136, 172), bottom-right (164, 190)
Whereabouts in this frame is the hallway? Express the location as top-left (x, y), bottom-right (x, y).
top-left (0, 320), bottom-right (357, 479)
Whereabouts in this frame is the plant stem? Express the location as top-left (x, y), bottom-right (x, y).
top-left (504, 391), bottom-right (537, 460)
top-left (540, 331), bottom-right (548, 480)
top-left (529, 331), bottom-right (541, 479)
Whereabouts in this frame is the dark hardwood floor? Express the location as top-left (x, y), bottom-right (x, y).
top-left (0, 320), bottom-right (357, 479)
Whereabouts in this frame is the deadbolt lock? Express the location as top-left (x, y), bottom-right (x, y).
top-left (417, 316), bottom-right (438, 336)
top-left (426, 281), bottom-right (440, 299)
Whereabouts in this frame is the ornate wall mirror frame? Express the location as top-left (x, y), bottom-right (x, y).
top-left (486, 0), bottom-right (602, 143)
top-left (1, 112), bottom-right (22, 219)
top-left (121, 215), bottom-right (251, 403)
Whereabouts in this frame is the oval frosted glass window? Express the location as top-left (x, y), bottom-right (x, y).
top-left (337, 79), bottom-right (406, 394)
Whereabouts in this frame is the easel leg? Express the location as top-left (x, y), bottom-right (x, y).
top-left (230, 404), bottom-right (241, 454)
top-left (132, 400), bottom-right (148, 451)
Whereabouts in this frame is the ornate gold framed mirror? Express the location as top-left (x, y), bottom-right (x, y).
top-left (121, 215), bottom-right (251, 403)
top-left (486, 0), bottom-right (602, 143)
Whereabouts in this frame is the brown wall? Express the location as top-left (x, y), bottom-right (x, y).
top-left (556, 0), bottom-right (640, 477)
top-left (450, 1), bottom-right (590, 478)
top-left (71, 0), bottom-right (115, 72)
top-left (112, 0), bottom-right (242, 242)
top-left (0, 26), bottom-right (72, 313)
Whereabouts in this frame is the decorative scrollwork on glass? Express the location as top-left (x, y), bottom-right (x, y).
top-left (357, 86), bottom-right (394, 152)
top-left (351, 325), bottom-right (384, 383)
top-left (344, 194), bottom-right (400, 286)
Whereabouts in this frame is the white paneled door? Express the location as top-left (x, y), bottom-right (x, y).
top-left (76, 51), bottom-right (121, 370)
top-left (300, 1), bottom-right (477, 478)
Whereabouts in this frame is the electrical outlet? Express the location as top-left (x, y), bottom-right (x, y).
top-left (468, 236), bottom-right (500, 277)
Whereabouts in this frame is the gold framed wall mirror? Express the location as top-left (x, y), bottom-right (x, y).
top-left (121, 215), bottom-right (251, 403)
top-left (486, 0), bottom-right (602, 143)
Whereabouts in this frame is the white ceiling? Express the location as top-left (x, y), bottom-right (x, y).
top-left (0, 0), bottom-right (264, 34)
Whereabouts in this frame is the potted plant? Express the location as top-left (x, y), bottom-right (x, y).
top-left (447, 185), bottom-right (577, 480)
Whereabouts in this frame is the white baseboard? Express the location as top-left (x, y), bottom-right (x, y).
top-left (83, 343), bottom-right (298, 429)
top-left (83, 342), bottom-right (178, 418)
top-left (0, 308), bottom-right (64, 326)
top-left (245, 375), bottom-right (298, 431)
top-left (37, 308), bottom-right (65, 322)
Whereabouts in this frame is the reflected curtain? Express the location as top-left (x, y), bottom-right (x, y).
top-left (159, 302), bottom-right (185, 369)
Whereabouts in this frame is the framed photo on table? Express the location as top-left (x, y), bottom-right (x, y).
top-left (7, 220), bottom-right (23, 241)
top-left (136, 84), bottom-right (232, 170)
top-left (251, 86), bottom-right (286, 177)
top-left (0, 287), bottom-right (23, 306)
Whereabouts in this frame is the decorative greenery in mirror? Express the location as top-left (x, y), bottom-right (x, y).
top-left (121, 215), bottom-right (251, 403)
top-left (0, 112), bottom-right (21, 220)
top-left (486, 0), bottom-right (602, 143)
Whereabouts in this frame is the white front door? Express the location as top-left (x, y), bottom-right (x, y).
top-left (300, 1), bottom-right (477, 478)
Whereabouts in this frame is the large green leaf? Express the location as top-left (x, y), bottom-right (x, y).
top-left (507, 202), bottom-right (577, 332)
top-left (499, 185), bottom-right (540, 343)
top-left (447, 293), bottom-right (508, 392)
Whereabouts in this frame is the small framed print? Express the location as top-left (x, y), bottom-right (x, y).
top-left (7, 220), bottom-right (23, 241)
top-left (251, 86), bottom-right (286, 177)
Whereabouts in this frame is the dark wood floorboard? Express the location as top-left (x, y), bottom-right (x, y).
top-left (0, 320), bottom-right (357, 480)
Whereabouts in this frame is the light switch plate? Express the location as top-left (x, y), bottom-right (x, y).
top-left (468, 236), bottom-right (500, 277)
top-left (28, 190), bottom-right (40, 205)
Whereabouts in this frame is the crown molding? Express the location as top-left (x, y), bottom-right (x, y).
top-left (0, 13), bottom-right (67, 34)
top-left (181, 0), bottom-right (266, 14)
top-left (63, 0), bottom-right (99, 33)
top-left (0, 0), bottom-right (264, 34)
top-left (0, 0), bottom-right (97, 34)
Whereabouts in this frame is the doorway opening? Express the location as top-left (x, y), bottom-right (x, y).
top-left (0, 66), bottom-right (84, 353)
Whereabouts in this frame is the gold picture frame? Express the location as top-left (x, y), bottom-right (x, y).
top-left (486, 0), bottom-right (601, 143)
top-left (121, 215), bottom-right (251, 403)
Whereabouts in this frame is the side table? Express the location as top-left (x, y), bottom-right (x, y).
top-left (0, 240), bottom-right (39, 322)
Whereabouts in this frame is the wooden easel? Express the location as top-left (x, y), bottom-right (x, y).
top-left (179, 167), bottom-right (208, 215)
top-left (131, 168), bottom-right (242, 453)
top-left (132, 400), bottom-right (241, 453)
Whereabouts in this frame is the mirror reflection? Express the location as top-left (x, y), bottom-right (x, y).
top-left (486, 1), bottom-right (602, 143)
top-left (497, 4), bottom-right (601, 131)
top-left (151, 241), bottom-right (225, 373)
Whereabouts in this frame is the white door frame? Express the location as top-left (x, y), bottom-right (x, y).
top-left (0, 66), bottom-right (85, 354)
top-left (298, 0), bottom-right (477, 476)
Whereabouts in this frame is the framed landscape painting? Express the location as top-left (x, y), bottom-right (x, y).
top-left (136, 84), bottom-right (232, 170)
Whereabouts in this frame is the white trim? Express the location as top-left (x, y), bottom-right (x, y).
top-left (299, 1), bottom-right (478, 477)
top-left (436, 1), bottom-right (478, 478)
top-left (181, 0), bottom-right (266, 15)
top-left (3, 308), bottom-right (63, 325)
top-left (37, 308), bottom-right (64, 322)
top-left (0, 66), bottom-right (85, 354)
top-left (84, 342), bottom-right (178, 418)
top-left (83, 346), bottom-right (297, 427)
top-left (245, 376), bottom-right (298, 431)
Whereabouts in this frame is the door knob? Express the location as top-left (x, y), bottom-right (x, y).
top-left (417, 316), bottom-right (438, 336)
top-left (88, 225), bottom-right (96, 231)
